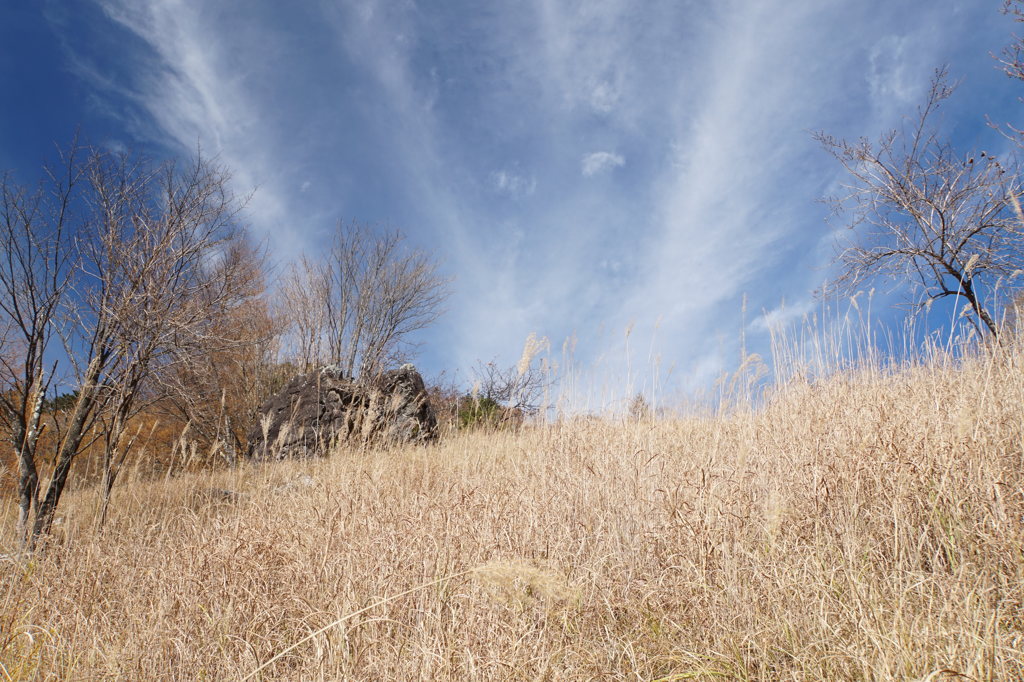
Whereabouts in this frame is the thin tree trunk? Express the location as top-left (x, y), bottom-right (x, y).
top-left (29, 359), bottom-right (101, 546)
top-left (97, 452), bottom-right (118, 530)
top-left (962, 277), bottom-right (999, 338)
top-left (15, 376), bottom-right (45, 547)
top-left (14, 426), bottom-right (39, 547)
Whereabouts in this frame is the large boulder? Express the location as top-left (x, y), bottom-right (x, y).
top-left (245, 364), bottom-right (437, 460)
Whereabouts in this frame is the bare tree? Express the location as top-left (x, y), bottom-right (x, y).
top-left (282, 221), bottom-right (450, 379)
top-left (1, 143), bottom-right (254, 546)
top-left (155, 235), bottom-right (285, 463)
top-left (0, 145), bottom-right (80, 545)
top-left (815, 69), bottom-right (1024, 338)
top-left (78, 149), bottom-right (259, 532)
top-left (280, 254), bottom-right (331, 372)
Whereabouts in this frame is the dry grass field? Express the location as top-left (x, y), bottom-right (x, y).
top-left (1, 337), bottom-right (1023, 680)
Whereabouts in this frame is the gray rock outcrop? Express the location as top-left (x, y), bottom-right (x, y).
top-left (245, 364), bottom-right (437, 459)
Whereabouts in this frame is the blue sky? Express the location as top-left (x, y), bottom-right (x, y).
top-left (1, 1), bottom-right (1020, 408)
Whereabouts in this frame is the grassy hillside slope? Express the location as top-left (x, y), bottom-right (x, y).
top-left (2, 342), bottom-right (1023, 680)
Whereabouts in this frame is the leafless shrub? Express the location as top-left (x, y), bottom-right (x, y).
top-left (471, 359), bottom-right (549, 417)
top-left (627, 392), bottom-right (652, 421)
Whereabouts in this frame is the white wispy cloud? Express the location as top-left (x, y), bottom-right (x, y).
top-left (581, 151), bottom-right (624, 177)
top-left (588, 79), bottom-right (621, 113)
top-left (750, 299), bottom-right (817, 334)
top-left (39, 0), bottom-right (1007, 397)
top-left (868, 35), bottom-right (918, 105)
top-left (866, 32), bottom-right (942, 123)
top-left (314, 2), bottom-right (542, 372)
top-left (491, 169), bottom-right (537, 196)
top-left (531, 0), bottom-right (655, 126)
top-left (310, 0), bottom-right (983, 393)
top-left (66, 0), bottom-right (307, 262)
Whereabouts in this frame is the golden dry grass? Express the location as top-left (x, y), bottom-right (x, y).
top-left (1, 340), bottom-right (1023, 680)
